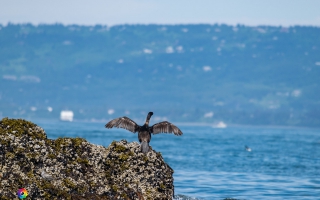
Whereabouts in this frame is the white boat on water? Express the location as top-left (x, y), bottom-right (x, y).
top-left (60, 110), bottom-right (74, 122)
top-left (212, 121), bottom-right (227, 128)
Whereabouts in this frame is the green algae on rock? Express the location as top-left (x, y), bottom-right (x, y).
top-left (0, 118), bottom-right (174, 199)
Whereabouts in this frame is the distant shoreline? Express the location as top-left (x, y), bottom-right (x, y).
top-left (176, 122), bottom-right (320, 130)
top-left (16, 117), bottom-right (320, 131)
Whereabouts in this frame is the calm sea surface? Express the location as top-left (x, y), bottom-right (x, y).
top-left (34, 120), bottom-right (320, 200)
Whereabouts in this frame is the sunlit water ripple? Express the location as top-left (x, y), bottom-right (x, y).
top-left (35, 120), bottom-right (320, 200)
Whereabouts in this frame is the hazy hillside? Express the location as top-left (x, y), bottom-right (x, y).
top-left (0, 23), bottom-right (319, 127)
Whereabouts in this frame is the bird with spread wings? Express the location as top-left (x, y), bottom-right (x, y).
top-left (105, 112), bottom-right (182, 153)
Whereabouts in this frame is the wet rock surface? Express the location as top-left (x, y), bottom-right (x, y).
top-left (0, 118), bottom-right (174, 199)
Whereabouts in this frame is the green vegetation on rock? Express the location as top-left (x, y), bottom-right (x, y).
top-left (0, 118), bottom-right (174, 199)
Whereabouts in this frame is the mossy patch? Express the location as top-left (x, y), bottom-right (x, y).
top-left (72, 137), bottom-right (86, 147)
top-left (76, 157), bottom-right (89, 165)
top-left (0, 117), bottom-right (46, 139)
top-left (63, 178), bottom-right (76, 189)
top-left (47, 153), bottom-right (57, 159)
top-left (112, 142), bottom-right (127, 153)
top-left (143, 155), bottom-right (149, 162)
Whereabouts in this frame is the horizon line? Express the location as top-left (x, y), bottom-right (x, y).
top-left (1, 22), bottom-right (320, 28)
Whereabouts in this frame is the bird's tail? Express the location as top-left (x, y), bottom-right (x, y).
top-left (141, 141), bottom-right (149, 153)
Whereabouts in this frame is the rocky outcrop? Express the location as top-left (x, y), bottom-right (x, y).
top-left (0, 118), bottom-right (174, 199)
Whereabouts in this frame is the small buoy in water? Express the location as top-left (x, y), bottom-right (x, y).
top-left (245, 145), bottom-right (252, 152)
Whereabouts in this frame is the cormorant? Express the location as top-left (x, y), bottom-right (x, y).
top-left (105, 112), bottom-right (183, 153)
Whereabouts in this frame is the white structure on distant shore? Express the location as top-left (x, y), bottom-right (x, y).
top-left (212, 121), bottom-right (227, 128)
top-left (60, 110), bottom-right (74, 122)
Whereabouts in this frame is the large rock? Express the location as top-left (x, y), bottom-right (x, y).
top-left (0, 118), bottom-right (174, 199)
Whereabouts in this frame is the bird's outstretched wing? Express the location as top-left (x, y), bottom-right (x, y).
top-left (105, 117), bottom-right (140, 133)
top-left (150, 121), bottom-right (183, 135)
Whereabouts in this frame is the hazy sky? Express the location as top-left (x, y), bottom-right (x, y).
top-left (1, 0), bottom-right (320, 27)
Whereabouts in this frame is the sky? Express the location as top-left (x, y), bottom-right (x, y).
top-left (0, 0), bottom-right (320, 27)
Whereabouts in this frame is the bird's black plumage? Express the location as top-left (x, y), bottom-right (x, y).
top-left (105, 112), bottom-right (182, 153)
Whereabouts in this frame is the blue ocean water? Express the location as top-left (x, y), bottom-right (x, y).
top-left (35, 120), bottom-right (320, 200)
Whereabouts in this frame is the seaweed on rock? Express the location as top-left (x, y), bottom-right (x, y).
top-left (0, 118), bottom-right (174, 199)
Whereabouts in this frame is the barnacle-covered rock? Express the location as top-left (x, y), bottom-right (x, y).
top-left (0, 118), bottom-right (174, 199)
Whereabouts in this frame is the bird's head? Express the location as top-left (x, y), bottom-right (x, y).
top-left (145, 112), bottom-right (153, 125)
